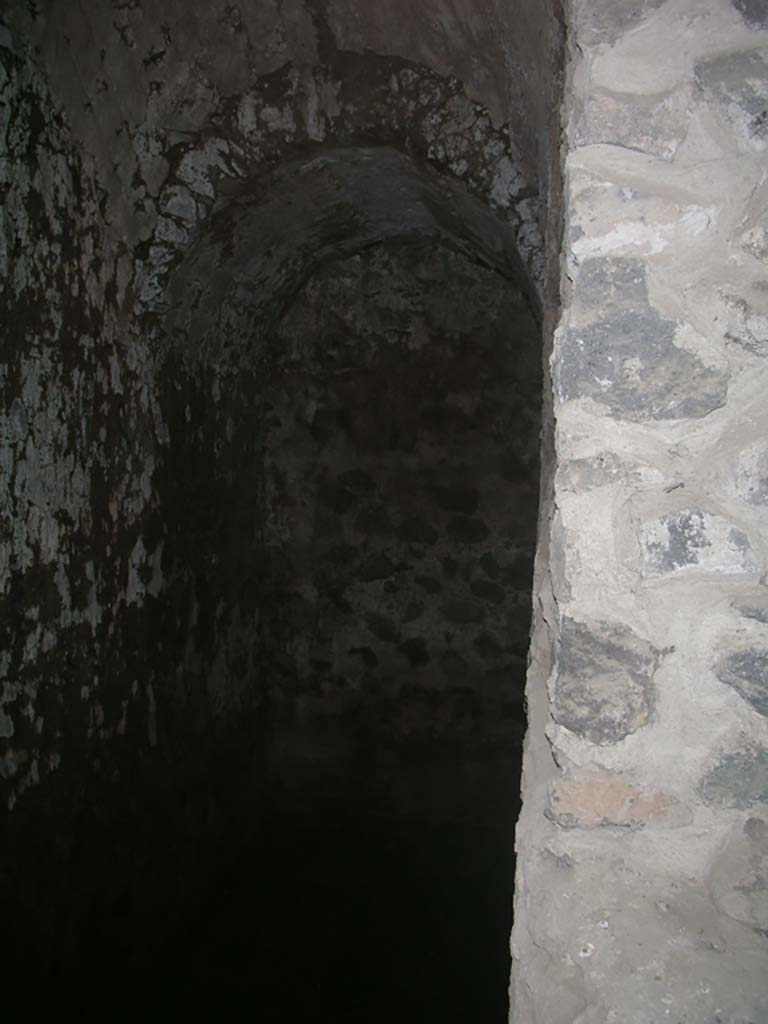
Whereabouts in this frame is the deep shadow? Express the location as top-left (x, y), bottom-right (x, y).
top-left (3, 760), bottom-right (516, 1022)
top-left (3, 152), bottom-right (540, 1024)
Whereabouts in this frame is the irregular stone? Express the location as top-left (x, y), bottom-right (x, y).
top-left (354, 506), bottom-right (392, 537)
top-left (557, 452), bottom-right (639, 492)
top-left (575, 0), bottom-right (667, 45)
top-left (441, 651), bottom-right (468, 678)
top-left (326, 543), bottom-right (357, 565)
top-left (701, 747), bottom-right (768, 809)
top-left (574, 87), bottom-right (690, 161)
top-left (397, 517), bottom-right (439, 545)
top-left (558, 310), bottom-right (728, 421)
top-left (440, 557), bottom-right (460, 579)
top-left (431, 485), bottom-right (479, 515)
top-left (317, 481), bottom-right (357, 514)
top-left (640, 510), bottom-right (757, 576)
top-left (447, 516), bottom-right (490, 544)
top-left (553, 618), bottom-right (658, 745)
top-left (695, 49), bottom-right (768, 151)
top-left (470, 579), bottom-right (506, 604)
top-left (8, 398), bottom-right (28, 440)
top-left (568, 180), bottom-right (719, 262)
top-left (400, 600), bottom-right (425, 624)
top-left (733, 0), bottom-right (768, 28)
top-left (349, 646), bottom-right (378, 668)
top-left (709, 815), bottom-right (768, 931)
top-left (546, 769), bottom-right (690, 829)
top-left (398, 637), bottom-right (430, 667)
top-left (477, 553), bottom-right (501, 580)
top-left (474, 634), bottom-right (504, 660)
top-left (358, 554), bottom-right (397, 581)
top-left (572, 256), bottom-right (648, 315)
top-left (716, 648), bottom-right (768, 717)
top-left (442, 599), bottom-right (485, 625)
top-left (720, 290), bottom-right (768, 354)
top-left (736, 218), bottom-right (768, 265)
top-left (741, 605), bottom-right (768, 624)
top-left (499, 448), bottom-right (536, 484)
top-left (733, 443), bottom-right (768, 506)
top-left (337, 468), bottom-right (377, 494)
top-left (501, 558), bottom-right (533, 589)
top-left (558, 258), bottom-right (728, 421)
top-left (0, 710), bottom-right (14, 740)
top-left (414, 575), bottom-right (443, 594)
top-left (365, 612), bottom-right (400, 643)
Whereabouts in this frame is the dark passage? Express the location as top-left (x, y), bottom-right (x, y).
top-left (4, 147), bottom-right (540, 1022)
top-left (0, 0), bottom-right (568, 1017)
top-left (34, 813), bottom-right (517, 1021)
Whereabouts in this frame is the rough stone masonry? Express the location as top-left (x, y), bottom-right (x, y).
top-left (512, 1), bottom-right (768, 1021)
top-left (0, 0), bottom-right (767, 1019)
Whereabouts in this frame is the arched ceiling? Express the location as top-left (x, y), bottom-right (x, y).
top-left (163, 146), bottom-right (535, 368)
top-left (5, 0), bottom-right (564, 315)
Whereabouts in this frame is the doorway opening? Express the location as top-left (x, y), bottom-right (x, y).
top-left (140, 145), bottom-right (543, 1020)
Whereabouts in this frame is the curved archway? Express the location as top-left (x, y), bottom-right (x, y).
top-left (154, 141), bottom-right (542, 1019)
top-left (0, 1), bottom-right (565, 1018)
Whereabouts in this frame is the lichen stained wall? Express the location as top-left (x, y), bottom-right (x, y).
top-left (0, 23), bottom-right (163, 818)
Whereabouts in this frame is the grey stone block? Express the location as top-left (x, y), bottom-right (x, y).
top-left (470, 579), bottom-right (506, 604)
top-left (442, 599), bottom-right (486, 625)
top-left (640, 510), bottom-right (757, 576)
top-left (709, 815), bottom-right (768, 931)
top-left (552, 618), bottom-right (658, 745)
top-left (720, 291), bottom-right (768, 353)
top-left (734, 445), bottom-right (768, 506)
top-left (717, 648), bottom-right (768, 718)
top-left (741, 604), bottom-right (768, 624)
top-left (558, 258), bottom-right (729, 421)
top-left (447, 516), bottom-right (490, 544)
top-left (575, 88), bottom-right (690, 161)
top-left (732, 0), bottom-right (768, 30)
top-left (573, 256), bottom-right (648, 315)
top-left (701, 747), bottom-right (768, 809)
top-left (695, 49), bottom-right (768, 150)
top-left (557, 452), bottom-right (638, 492)
top-left (576, 0), bottom-right (667, 45)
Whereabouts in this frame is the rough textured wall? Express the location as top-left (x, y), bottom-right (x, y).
top-left (512, 1), bottom-right (768, 1020)
top-left (0, 0), bottom-right (562, 816)
top-left (0, 0), bottom-right (569, 1008)
top-left (0, 26), bottom-right (163, 814)
top-left (8, 0), bottom-right (554, 302)
top-left (232, 240), bottom-right (538, 818)
top-left (156, 141), bottom-right (542, 822)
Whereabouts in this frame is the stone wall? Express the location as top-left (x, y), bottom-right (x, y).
top-left (16, 0), bottom-right (767, 1018)
top-left (176, 235), bottom-right (540, 819)
top-left (0, 24), bottom-right (163, 815)
top-left (0, 0), bottom-right (562, 819)
top-left (511, 1), bottom-right (768, 1020)
top-left (0, 2), bottom-right (563, 995)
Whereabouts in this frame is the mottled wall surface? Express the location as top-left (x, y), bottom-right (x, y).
top-left (0, 0), bottom-right (562, 815)
top-left (156, 144), bottom-right (541, 819)
top-left (4, 0), bottom-right (767, 1018)
top-left (512, 1), bottom-right (768, 1020)
top-left (0, 2), bottom-right (562, 994)
top-left (0, 26), bottom-right (163, 813)
top-left (243, 241), bottom-right (538, 816)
